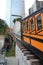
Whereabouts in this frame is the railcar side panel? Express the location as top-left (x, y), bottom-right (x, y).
top-left (31, 39), bottom-right (43, 52)
top-left (23, 37), bottom-right (30, 44)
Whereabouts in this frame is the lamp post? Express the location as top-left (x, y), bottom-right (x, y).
top-left (11, 14), bottom-right (22, 39)
top-left (12, 14), bottom-right (22, 18)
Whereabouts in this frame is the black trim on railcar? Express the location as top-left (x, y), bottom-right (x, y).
top-left (23, 35), bottom-right (43, 43)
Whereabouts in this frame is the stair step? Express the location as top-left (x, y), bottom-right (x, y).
top-left (26, 54), bottom-right (35, 60)
top-left (23, 51), bottom-right (30, 56)
top-left (20, 47), bottom-right (25, 50)
top-left (19, 45), bottom-right (23, 48)
top-left (21, 49), bottom-right (28, 52)
top-left (27, 59), bottom-right (40, 65)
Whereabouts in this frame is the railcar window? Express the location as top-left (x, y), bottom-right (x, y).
top-left (31, 20), bottom-right (34, 30)
top-left (26, 21), bottom-right (28, 30)
top-left (22, 21), bottom-right (28, 32)
top-left (37, 16), bottom-right (42, 30)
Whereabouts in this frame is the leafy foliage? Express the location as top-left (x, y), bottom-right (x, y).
top-left (6, 46), bottom-right (15, 57)
top-left (0, 19), bottom-right (9, 35)
top-left (13, 17), bottom-right (21, 23)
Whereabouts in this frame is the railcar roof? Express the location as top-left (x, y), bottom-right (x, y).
top-left (22, 8), bottom-right (43, 21)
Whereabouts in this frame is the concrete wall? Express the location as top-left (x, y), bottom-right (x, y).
top-left (16, 44), bottom-right (28, 65)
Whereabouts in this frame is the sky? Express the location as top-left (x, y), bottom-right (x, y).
top-left (0, 0), bottom-right (43, 22)
top-left (25, 0), bottom-right (35, 16)
top-left (0, 0), bottom-right (35, 20)
top-left (0, 0), bottom-right (6, 20)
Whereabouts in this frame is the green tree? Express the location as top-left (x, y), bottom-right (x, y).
top-left (0, 19), bottom-right (9, 35)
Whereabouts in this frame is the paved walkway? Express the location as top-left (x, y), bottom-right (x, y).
top-left (7, 57), bottom-right (19, 65)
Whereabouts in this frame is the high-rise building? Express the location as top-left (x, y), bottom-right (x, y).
top-left (6, 0), bottom-right (11, 27)
top-left (6, 0), bottom-right (25, 28)
top-left (29, 7), bottom-right (33, 15)
top-left (29, 0), bottom-right (43, 15)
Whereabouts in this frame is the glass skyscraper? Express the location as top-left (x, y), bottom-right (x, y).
top-left (6, 0), bottom-right (25, 28)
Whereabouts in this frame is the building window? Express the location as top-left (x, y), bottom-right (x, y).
top-left (37, 16), bottom-right (42, 30)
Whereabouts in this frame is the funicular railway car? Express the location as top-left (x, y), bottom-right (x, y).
top-left (21, 8), bottom-right (43, 61)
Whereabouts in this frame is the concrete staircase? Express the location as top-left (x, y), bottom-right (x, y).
top-left (16, 41), bottom-right (42, 65)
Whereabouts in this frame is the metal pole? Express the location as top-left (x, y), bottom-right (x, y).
top-left (11, 14), bottom-right (22, 39)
